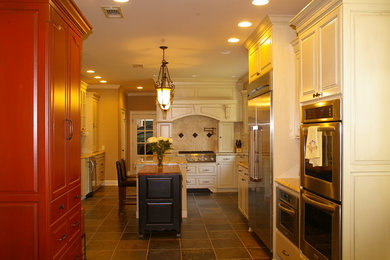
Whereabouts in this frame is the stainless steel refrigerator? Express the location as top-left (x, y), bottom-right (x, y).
top-left (247, 71), bottom-right (273, 252)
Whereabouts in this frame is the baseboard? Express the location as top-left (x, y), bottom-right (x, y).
top-left (103, 180), bottom-right (118, 186)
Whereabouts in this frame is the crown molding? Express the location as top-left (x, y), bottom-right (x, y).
top-left (127, 92), bottom-right (155, 97)
top-left (87, 84), bottom-right (120, 90)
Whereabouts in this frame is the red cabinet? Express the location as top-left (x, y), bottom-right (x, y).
top-left (0, 0), bottom-right (91, 259)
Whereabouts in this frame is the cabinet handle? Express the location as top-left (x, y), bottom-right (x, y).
top-left (72, 221), bottom-right (80, 227)
top-left (57, 234), bottom-right (67, 241)
top-left (282, 250), bottom-right (290, 256)
top-left (59, 204), bottom-right (65, 209)
top-left (66, 118), bottom-right (74, 140)
top-left (242, 178), bottom-right (245, 181)
top-left (74, 195), bottom-right (79, 199)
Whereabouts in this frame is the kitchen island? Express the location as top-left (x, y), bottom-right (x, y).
top-left (138, 165), bottom-right (182, 238)
top-left (135, 156), bottom-right (188, 217)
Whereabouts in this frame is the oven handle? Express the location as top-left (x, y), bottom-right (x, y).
top-left (302, 126), bottom-right (335, 132)
top-left (302, 193), bottom-right (335, 213)
top-left (278, 201), bottom-right (295, 216)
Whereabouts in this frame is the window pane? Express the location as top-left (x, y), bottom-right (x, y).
top-left (137, 131), bottom-right (145, 142)
top-left (137, 119), bottom-right (145, 130)
top-left (146, 143), bottom-right (153, 155)
top-left (145, 119), bottom-right (153, 130)
top-left (146, 131), bottom-right (153, 139)
top-left (137, 144), bottom-right (145, 155)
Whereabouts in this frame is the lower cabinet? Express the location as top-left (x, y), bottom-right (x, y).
top-left (237, 165), bottom-right (248, 218)
top-left (138, 174), bottom-right (182, 237)
top-left (276, 229), bottom-right (302, 260)
top-left (216, 155), bottom-right (237, 190)
top-left (186, 163), bottom-right (217, 190)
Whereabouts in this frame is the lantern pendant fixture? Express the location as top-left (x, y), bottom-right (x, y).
top-left (155, 46), bottom-right (175, 111)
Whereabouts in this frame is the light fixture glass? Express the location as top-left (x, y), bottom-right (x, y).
top-left (252, 0), bottom-right (269, 6)
top-left (228, 38), bottom-right (240, 43)
top-left (155, 46), bottom-right (175, 111)
top-left (238, 21), bottom-right (252, 27)
top-left (94, 76), bottom-right (102, 79)
top-left (100, 80), bottom-right (107, 83)
top-left (87, 70), bottom-right (95, 73)
top-left (137, 86), bottom-right (143, 89)
top-left (114, 0), bottom-right (129, 2)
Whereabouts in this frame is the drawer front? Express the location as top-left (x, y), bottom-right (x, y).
top-left (146, 177), bottom-right (173, 199)
top-left (66, 236), bottom-right (82, 260)
top-left (198, 177), bottom-right (215, 186)
top-left (275, 229), bottom-right (301, 260)
top-left (217, 156), bottom-right (235, 163)
top-left (186, 166), bottom-right (196, 174)
top-left (186, 177), bottom-right (197, 186)
top-left (198, 166), bottom-right (216, 174)
top-left (51, 219), bottom-right (68, 258)
top-left (68, 206), bottom-right (82, 241)
top-left (68, 185), bottom-right (81, 210)
top-left (51, 193), bottom-right (68, 223)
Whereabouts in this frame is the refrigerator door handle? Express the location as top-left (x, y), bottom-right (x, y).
top-left (249, 127), bottom-right (256, 180)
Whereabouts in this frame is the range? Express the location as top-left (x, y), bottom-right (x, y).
top-left (178, 151), bottom-right (216, 163)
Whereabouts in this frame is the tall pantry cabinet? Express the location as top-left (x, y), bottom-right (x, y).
top-left (0, 0), bottom-right (91, 259)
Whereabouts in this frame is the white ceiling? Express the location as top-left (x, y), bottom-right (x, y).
top-left (74, 0), bottom-right (310, 92)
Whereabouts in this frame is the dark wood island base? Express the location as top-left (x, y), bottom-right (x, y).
top-left (138, 165), bottom-right (182, 238)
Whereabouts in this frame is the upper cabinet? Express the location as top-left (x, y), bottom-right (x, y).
top-left (248, 30), bottom-right (272, 83)
top-left (297, 7), bottom-right (341, 102)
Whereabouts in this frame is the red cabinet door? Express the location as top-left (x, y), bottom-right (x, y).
top-left (68, 30), bottom-right (81, 188)
top-left (50, 8), bottom-right (68, 199)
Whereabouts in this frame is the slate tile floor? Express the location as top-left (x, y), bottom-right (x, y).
top-left (83, 186), bottom-right (272, 260)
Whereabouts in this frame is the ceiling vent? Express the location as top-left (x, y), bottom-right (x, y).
top-left (101, 6), bottom-right (123, 18)
top-left (132, 64), bottom-right (144, 69)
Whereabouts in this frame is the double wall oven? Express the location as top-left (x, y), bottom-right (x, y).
top-left (300, 99), bottom-right (342, 260)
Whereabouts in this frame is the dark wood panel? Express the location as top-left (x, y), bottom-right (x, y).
top-left (0, 202), bottom-right (38, 259)
top-left (0, 10), bottom-right (38, 193)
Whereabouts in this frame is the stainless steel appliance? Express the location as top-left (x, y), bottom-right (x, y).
top-left (89, 157), bottom-right (98, 192)
top-left (300, 99), bottom-right (342, 260)
top-left (276, 186), bottom-right (299, 246)
top-left (178, 151), bottom-right (216, 163)
top-left (247, 71), bottom-right (273, 251)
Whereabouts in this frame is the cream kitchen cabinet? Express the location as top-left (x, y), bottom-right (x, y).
top-left (185, 163), bottom-right (217, 191)
top-left (298, 7), bottom-right (341, 103)
top-left (81, 92), bottom-right (100, 154)
top-left (248, 33), bottom-right (272, 83)
top-left (237, 165), bottom-right (248, 218)
top-left (218, 122), bottom-right (234, 153)
top-left (275, 229), bottom-right (302, 260)
top-left (216, 155), bottom-right (236, 190)
top-left (157, 122), bottom-right (172, 138)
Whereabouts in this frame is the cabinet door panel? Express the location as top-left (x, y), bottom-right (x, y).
top-left (300, 30), bottom-right (316, 100)
top-left (249, 46), bottom-right (261, 82)
top-left (217, 163), bottom-right (235, 188)
top-left (260, 36), bottom-right (272, 73)
top-left (319, 10), bottom-right (340, 95)
top-left (50, 9), bottom-right (68, 199)
top-left (0, 202), bottom-right (38, 259)
top-left (68, 30), bottom-right (81, 187)
top-left (0, 10), bottom-right (39, 193)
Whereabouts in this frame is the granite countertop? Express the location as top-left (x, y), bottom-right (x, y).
top-left (134, 156), bottom-right (187, 165)
top-left (275, 178), bottom-right (300, 193)
top-left (238, 161), bottom-right (249, 169)
top-left (138, 165), bottom-right (182, 176)
top-left (80, 151), bottom-right (105, 159)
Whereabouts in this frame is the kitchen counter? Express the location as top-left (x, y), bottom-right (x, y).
top-left (238, 161), bottom-right (249, 168)
top-left (134, 156), bottom-right (187, 166)
top-left (138, 165), bottom-right (182, 176)
top-left (80, 150), bottom-right (105, 159)
top-left (275, 178), bottom-right (300, 193)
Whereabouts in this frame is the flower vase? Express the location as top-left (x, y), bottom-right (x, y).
top-left (157, 153), bottom-right (163, 168)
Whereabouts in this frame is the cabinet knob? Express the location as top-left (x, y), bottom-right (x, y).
top-left (74, 195), bottom-right (79, 199)
top-left (72, 221), bottom-right (80, 227)
top-left (282, 250), bottom-right (290, 256)
top-left (59, 204), bottom-right (65, 209)
top-left (57, 234), bottom-right (67, 241)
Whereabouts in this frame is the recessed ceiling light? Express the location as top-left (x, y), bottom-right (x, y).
top-left (228, 38), bottom-right (240, 43)
top-left (100, 80), bottom-right (107, 83)
top-left (137, 86), bottom-right (143, 89)
top-left (252, 0), bottom-right (269, 6)
top-left (238, 21), bottom-right (252, 28)
top-left (87, 70), bottom-right (95, 73)
top-left (94, 76), bottom-right (102, 79)
top-left (221, 50), bottom-right (231, 55)
top-left (114, 0), bottom-right (129, 2)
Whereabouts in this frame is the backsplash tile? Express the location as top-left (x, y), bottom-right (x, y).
top-left (172, 115), bottom-right (218, 152)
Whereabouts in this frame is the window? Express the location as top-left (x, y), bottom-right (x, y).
top-left (136, 119), bottom-right (154, 156)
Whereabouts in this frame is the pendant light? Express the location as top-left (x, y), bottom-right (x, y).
top-left (155, 46), bottom-right (175, 111)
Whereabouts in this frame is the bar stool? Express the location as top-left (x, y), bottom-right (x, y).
top-left (115, 160), bottom-right (136, 213)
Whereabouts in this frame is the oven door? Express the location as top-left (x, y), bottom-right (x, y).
top-left (300, 189), bottom-right (341, 260)
top-left (276, 199), bottom-right (298, 246)
top-left (301, 122), bottom-right (341, 201)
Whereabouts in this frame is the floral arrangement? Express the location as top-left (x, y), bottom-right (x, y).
top-left (147, 137), bottom-right (173, 167)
